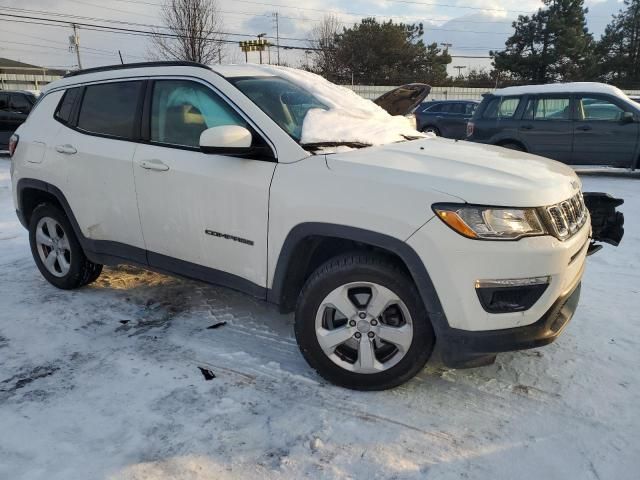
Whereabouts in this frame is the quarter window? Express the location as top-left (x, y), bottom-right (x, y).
top-left (497, 97), bottom-right (520, 118)
top-left (483, 97), bottom-right (521, 119)
top-left (579, 96), bottom-right (626, 121)
top-left (55, 87), bottom-right (82, 125)
top-left (77, 81), bottom-right (143, 139)
top-left (150, 80), bottom-right (248, 148)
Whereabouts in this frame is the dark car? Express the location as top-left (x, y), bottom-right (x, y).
top-left (467, 83), bottom-right (640, 168)
top-left (0, 90), bottom-right (37, 151)
top-left (414, 100), bottom-right (479, 139)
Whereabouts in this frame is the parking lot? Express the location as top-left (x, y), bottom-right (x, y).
top-left (0, 157), bottom-right (638, 479)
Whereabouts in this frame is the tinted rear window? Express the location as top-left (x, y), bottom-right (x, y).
top-left (55, 87), bottom-right (82, 124)
top-left (77, 81), bottom-right (142, 139)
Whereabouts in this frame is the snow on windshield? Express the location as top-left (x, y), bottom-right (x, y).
top-left (247, 65), bottom-right (425, 146)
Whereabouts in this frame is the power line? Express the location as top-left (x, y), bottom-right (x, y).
top-left (0, 11), bottom-right (325, 52)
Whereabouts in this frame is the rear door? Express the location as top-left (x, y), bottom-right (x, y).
top-left (53, 81), bottom-right (146, 256)
top-left (572, 94), bottom-right (639, 167)
top-left (443, 102), bottom-right (472, 139)
top-left (517, 94), bottom-right (573, 162)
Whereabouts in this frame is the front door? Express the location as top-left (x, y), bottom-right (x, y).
top-left (572, 94), bottom-right (639, 167)
top-left (517, 94), bottom-right (573, 162)
top-left (132, 79), bottom-right (276, 290)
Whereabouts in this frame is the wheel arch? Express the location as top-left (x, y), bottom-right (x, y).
top-left (268, 223), bottom-right (449, 334)
top-left (494, 138), bottom-right (528, 152)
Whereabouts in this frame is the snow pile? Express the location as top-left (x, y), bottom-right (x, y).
top-left (252, 65), bottom-right (425, 146)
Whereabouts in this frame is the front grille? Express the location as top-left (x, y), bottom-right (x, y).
top-left (545, 192), bottom-right (588, 240)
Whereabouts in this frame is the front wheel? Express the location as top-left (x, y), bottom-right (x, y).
top-left (295, 253), bottom-right (435, 390)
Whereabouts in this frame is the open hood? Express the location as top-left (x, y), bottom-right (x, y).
top-left (373, 83), bottom-right (431, 116)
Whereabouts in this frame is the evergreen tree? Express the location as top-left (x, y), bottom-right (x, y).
top-left (491, 0), bottom-right (594, 83)
top-left (320, 18), bottom-right (451, 85)
top-left (597, 0), bottom-right (640, 86)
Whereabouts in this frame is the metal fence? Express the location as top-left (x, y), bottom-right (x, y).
top-left (0, 72), bottom-right (63, 92)
top-left (344, 85), bottom-right (640, 101)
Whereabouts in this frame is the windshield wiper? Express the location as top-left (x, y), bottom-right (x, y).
top-left (302, 141), bottom-right (371, 151)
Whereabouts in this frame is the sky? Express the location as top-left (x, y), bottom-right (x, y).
top-left (0, 0), bottom-right (629, 77)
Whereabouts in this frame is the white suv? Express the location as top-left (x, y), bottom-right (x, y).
top-left (9, 62), bottom-right (624, 390)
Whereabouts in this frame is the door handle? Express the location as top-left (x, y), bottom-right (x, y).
top-left (520, 124), bottom-right (533, 130)
top-left (139, 159), bottom-right (169, 171)
top-left (55, 144), bottom-right (77, 155)
top-left (576, 125), bottom-right (592, 131)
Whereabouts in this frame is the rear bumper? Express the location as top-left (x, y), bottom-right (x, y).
top-left (440, 277), bottom-right (581, 368)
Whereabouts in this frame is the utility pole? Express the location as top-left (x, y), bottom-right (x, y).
top-left (257, 33), bottom-right (267, 65)
top-left (272, 12), bottom-right (280, 66)
top-left (440, 42), bottom-right (452, 52)
top-left (69, 24), bottom-right (82, 69)
top-left (454, 65), bottom-right (466, 77)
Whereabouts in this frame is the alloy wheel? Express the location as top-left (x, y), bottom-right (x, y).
top-left (315, 282), bottom-right (414, 374)
top-left (35, 216), bottom-right (72, 277)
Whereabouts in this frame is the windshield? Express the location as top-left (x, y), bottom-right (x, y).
top-left (230, 76), bottom-right (327, 141)
top-left (228, 66), bottom-right (424, 149)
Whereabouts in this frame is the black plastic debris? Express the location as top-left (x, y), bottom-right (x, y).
top-left (198, 367), bottom-right (216, 380)
top-left (207, 321), bottom-right (227, 330)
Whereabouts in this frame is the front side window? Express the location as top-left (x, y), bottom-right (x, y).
top-left (77, 81), bottom-right (143, 139)
top-left (578, 96), bottom-right (626, 121)
top-left (230, 76), bottom-right (327, 141)
top-left (0, 93), bottom-right (8, 111)
top-left (150, 80), bottom-right (248, 148)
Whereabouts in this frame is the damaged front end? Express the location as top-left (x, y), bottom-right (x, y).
top-left (583, 192), bottom-right (625, 255)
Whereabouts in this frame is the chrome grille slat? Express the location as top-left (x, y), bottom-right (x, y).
top-left (546, 192), bottom-right (588, 240)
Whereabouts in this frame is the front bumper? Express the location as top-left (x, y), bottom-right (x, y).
top-left (440, 276), bottom-right (581, 368)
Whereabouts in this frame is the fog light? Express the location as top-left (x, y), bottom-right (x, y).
top-left (475, 276), bottom-right (550, 313)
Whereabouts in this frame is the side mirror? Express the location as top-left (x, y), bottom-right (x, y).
top-left (200, 125), bottom-right (252, 154)
top-left (621, 111), bottom-right (635, 124)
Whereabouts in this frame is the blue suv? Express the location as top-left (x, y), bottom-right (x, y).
top-left (414, 100), bottom-right (479, 139)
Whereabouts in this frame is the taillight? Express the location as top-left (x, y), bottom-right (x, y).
top-left (466, 122), bottom-right (474, 137)
top-left (8, 134), bottom-right (19, 157)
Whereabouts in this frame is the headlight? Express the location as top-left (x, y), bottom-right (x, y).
top-left (433, 204), bottom-right (546, 240)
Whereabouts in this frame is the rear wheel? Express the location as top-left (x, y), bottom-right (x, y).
top-left (295, 253), bottom-right (435, 390)
top-left (29, 204), bottom-right (103, 289)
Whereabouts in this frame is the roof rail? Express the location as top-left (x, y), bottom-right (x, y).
top-left (64, 61), bottom-right (210, 78)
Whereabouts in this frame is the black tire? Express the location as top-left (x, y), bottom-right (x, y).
top-left (500, 142), bottom-right (526, 152)
top-left (295, 253), bottom-right (435, 390)
top-left (422, 125), bottom-right (441, 136)
top-left (29, 204), bottom-right (103, 289)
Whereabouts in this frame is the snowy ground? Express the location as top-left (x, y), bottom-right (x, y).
top-left (0, 156), bottom-right (638, 480)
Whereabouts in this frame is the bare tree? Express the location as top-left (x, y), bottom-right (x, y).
top-left (150, 0), bottom-right (226, 64)
top-left (308, 14), bottom-right (341, 79)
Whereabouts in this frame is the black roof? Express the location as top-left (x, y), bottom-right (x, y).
top-left (64, 61), bottom-right (210, 78)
